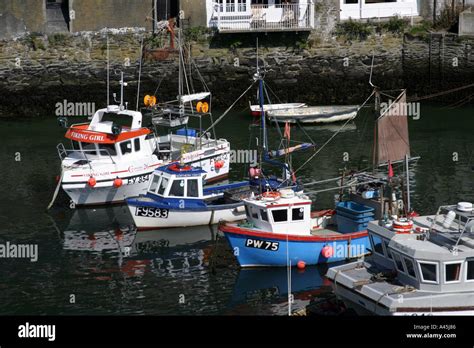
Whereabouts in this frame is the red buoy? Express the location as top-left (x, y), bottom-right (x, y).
top-left (297, 261), bottom-right (306, 269)
top-left (88, 177), bottom-right (96, 187)
top-left (113, 177), bottom-right (123, 188)
top-left (214, 160), bottom-right (224, 170)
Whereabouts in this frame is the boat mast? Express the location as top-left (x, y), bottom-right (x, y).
top-left (405, 153), bottom-right (411, 212)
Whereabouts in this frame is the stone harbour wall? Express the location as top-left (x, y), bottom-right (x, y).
top-left (0, 30), bottom-right (473, 117)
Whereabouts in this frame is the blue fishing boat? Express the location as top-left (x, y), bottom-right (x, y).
top-left (126, 162), bottom-right (249, 229)
top-left (219, 188), bottom-right (372, 267)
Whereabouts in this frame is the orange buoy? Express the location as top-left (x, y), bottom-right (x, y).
top-left (196, 101), bottom-right (203, 113)
top-left (144, 95), bottom-right (157, 107)
top-left (88, 177), bottom-right (96, 187)
top-left (297, 261), bottom-right (306, 269)
top-left (321, 245), bottom-right (333, 258)
top-left (201, 102), bottom-right (209, 113)
top-left (113, 177), bottom-right (123, 188)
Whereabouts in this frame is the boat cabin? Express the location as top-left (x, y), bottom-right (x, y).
top-left (62, 106), bottom-right (153, 161)
top-left (146, 164), bottom-right (208, 202)
top-left (367, 204), bottom-right (474, 292)
top-left (243, 189), bottom-right (312, 235)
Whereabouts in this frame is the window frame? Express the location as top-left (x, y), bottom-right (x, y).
top-left (417, 260), bottom-right (439, 284)
top-left (369, 233), bottom-right (385, 257)
top-left (168, 178), bottom-right (186, 197)
top-left (271, 208), bottom-right (288, 223)
top-left (391, 251), bottom-right (406, 273)
top-left (120, 140), bottom-right (132, 156)
top-left (148, 174), bottom-right (162, 194)
top-left (186, 178), bottom-right (199, 198)
top-left (402, 256), bottom-right (417, 279)
top-left (465, 258), bottom-right (474, 282)
top-left (291, 207), bottom-right (305, 222)
top-left (444, 260), bottom-right (463, 284)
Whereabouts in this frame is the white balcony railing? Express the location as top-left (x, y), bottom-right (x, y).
top-left (210, 2), bottom-right (314, 32)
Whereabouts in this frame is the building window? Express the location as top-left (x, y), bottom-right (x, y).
top-left (445, 262), bottom-right (462, 283)
top-left (292, 207), bottom-right (304, 221)
top-left (261, 209), bottom-right (268, 221)
top-left (403, 257), bottom-right (417, 278)
top-left (392, 252), bottom-right (405, 272)
top-left (238, 0), bottom-right (247, 11)
top-left (120, 141), bottom-right (132, 155)
top-left (272, 209), bottom-right (288, 222)
top-left (370, 234), bottom-right (384, 256)
top-left (169, 179), bottom-right (185, 197)
top-left (227, 0), bottom-right (235, 12)
top-left (466, 259), bottom-right (474, 281)
top-left (344, 0), bottom-right (359, 3)
top-left (149, 175), bottom-right (161, 193)
top-left (187, 179), bottom-right (199, 197)
top-left (419, 262), bottom-right (438, 283)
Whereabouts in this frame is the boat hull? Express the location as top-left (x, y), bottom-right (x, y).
top-left (128, 204), bottom-right (246, 229)
top-left (267, 106), bottom-right (358, 124)
top-left (220, 224), bottom-right (370, 267)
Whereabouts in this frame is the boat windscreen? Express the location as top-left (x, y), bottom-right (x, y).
top-left (101, 113), bottom-right (133, 128)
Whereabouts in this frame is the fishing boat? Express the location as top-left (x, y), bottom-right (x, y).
top-left (126, 162), bottom-right (250, 230)
top-left (326, 202), bottom-right (474, 315)
top-left (249, 103), bottom-right (306, 117)
top-left (219, 188), bottom-right (371, 267)
top-left (267, 105), bottom-right (359, 124)
top-left (52, 30), bottom-right (231, 207)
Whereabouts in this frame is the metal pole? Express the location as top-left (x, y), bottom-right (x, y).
top-left (107, 31), bottom-right (109, 105)
top-left (120, 71), bottom-right (124, 109)
top-left (154, 0), bottom-right (158, 33)
top-left (405, 154), bottom-right (411, 212)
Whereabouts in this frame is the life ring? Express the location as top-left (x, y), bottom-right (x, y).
top-left (169, 163), bottom-right (192, 172)
top-left (261, 191), bottom-right (280, 201)
top-left (393, 218), bottom-right (413, 233)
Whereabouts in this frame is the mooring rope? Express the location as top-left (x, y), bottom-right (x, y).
top-left (46, 168), bottom-right (64, 210)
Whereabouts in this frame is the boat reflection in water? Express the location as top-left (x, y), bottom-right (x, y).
top-left (56, 205), bottom-right (217, 276)
top-left (228, 266), bottom-right (334, 315)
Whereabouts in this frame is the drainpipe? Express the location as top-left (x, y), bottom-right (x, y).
top-left (154, 0), bottom-right (158, 33)
top-left (433, 0), bottom-right (437, 23)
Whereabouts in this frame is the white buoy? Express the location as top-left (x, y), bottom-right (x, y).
top-left (443, 210), bottom-right (456, 228)
top-left (457, 202), bottom-right (473, 212)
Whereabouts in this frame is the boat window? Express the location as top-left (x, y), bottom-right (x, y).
top-left (187, 179), bottom-right (199, 197)
top-left (120, 141), bottom-right (132, 155)
top-left (250, 206), bottom-right (259, 219)
top-left (101, 113), bottom-right (133, 128)
top-left (169, 179), bottom-right (185, 197)
top-left (157, 177), bottom-right (169, 195)
top-left (71, 140), bottom-right (80, 150)
top-left (148, 175), bottom-right (161, 193)
top-left (272, 209), bottom-right (288, 223)
top-left (134, 138), bottom-right (140, 152)
top-left (261, 209), bottom-right (268, 222)
top-left (245, 205), bottom-right (250, 217)
top-left (419, 262), bottom-right (438, 283)
top-left (292, 207), bottom-right (304, 221)
top-left (383, 240), bottom-right (392, 259)
top-left (392, 252), bottom-right (405, 273)
top-left (370, 234), bottom-right (385, 256)
top-left (81, 142), bottom-right (98, 156)
top-left (403, 257), bottom-right (417, 278)
top-left (466, 259), bottom-right (474, 280)
top-left (445, 262), bottom-right (462, 283)
top-left (98, 143), bottom-right (117, 157)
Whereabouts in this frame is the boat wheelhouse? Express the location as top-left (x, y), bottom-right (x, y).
top-left (219, 189), bottom-right (371, 267)
top-left (126, 163), bottom-right (249, 229)
top-left (326, 202), bottom-right (474, 315)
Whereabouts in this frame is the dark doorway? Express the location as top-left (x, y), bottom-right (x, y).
top-left (156, 0), bottom-right (180, 20)
top-left (45, 0), bottom-right (70, 32)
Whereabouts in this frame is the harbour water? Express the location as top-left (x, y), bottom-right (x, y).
top-left (0, 105), bottom-right (472, 315)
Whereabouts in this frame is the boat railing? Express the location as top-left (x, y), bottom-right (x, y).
top-left (57, 143), bottom-right (116, 166)
top-left (428, 205), bottom-right (474, 249)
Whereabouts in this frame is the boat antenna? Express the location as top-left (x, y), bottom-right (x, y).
top-left (136, 35), bottom-right (144, 111)
top-left (369, 52), bottom-right (378, 89)
top-left (107, 29), bottom-right (110, 105)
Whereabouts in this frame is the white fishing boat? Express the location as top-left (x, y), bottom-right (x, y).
top-left (249, 103), bottom-right (306, 117)
top-left (267, 105), bottom-right (359, 124)
top-left (51, 31), bottom-right (231, 207)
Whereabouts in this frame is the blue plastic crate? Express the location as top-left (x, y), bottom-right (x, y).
top-left (336, 214), bottom-right (373, 233)
top-left (336, 201), bottom-right (374, 218)
top-left (336, 209), bottom-right (374, 221)
top-left (176, 128), bottom-right (197, 137)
